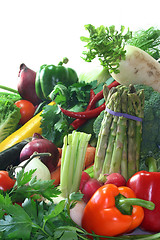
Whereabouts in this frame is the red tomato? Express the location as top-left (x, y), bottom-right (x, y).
top-left (0, 171), bottom-right (15, 191)
top-left (15, 100), bottom-right (35, 125)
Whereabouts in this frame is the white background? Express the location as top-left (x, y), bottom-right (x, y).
top-left (0, 0), bottom-right (160, 90)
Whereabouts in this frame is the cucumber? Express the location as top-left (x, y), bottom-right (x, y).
top-left (0, 140), bottom-right (29, 170)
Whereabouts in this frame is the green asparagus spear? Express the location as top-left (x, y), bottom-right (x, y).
top-left (94, 86), bottom-right (118, 179)
top-left (127, 92), bottom-right (137, 178)
top-left (109, 88), bottom-right (128, 176)
top-left (133, 89), bottom-right (144, 171)
top-left (119, 89), bottom-right (128, 180)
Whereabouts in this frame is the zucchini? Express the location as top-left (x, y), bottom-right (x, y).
top-left (0, 140), bottom-right (29, 170)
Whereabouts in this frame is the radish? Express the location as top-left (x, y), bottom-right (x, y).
top-left (104, 173), bottom-right (126, 187)
top-left (18, 63), bottom-right (42, 105)
top-left (80, 172), bottom-right (102, 203)
top-left (111, 45), bottom-right (160, 92)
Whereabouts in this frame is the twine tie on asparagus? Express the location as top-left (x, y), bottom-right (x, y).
top-left (105, 106), bottom-right (143, 122)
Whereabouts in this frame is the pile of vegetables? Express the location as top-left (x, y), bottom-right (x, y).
top-left (0, 24), bottom-right (160, 239)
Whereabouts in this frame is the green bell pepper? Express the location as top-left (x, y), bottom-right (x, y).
top-left (35, 58), bottom-right (78, 100)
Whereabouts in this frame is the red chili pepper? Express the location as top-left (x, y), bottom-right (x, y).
top-left (60, 102), bottom-right (105, 119)
top-left (61, 80), bottom-right (119, 121)
top-left (87, 80), bottom-right (120, 109)
top-left (71, 89), bottom-right (96, 129)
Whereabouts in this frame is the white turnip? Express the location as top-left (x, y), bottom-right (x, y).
top-left (111, 45), bottom-right (160, 92)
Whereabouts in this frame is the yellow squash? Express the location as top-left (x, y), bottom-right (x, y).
top-left (0, 101), bottom-right (55, 152)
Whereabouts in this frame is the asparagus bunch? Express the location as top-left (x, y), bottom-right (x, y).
top-left (94, 84), bottom-right (144, 182)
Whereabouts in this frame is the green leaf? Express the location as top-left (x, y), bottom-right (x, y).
top-left (15, 169), bottom-right (36, 186)
top-left (44, 200), bottom-right (66, 223)
top-left (0, 203), bottom-right (32, 239)
top-left (81, 24), bottom-right (132, 73)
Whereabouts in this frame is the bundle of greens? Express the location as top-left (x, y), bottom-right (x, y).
top-left (0, 99), bottom-right (21, 142)
top-left (94, 85), bottom-right (144, 182)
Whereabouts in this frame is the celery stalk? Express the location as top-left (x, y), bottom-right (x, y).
top-left (60, 131), bottom-right (91, 198)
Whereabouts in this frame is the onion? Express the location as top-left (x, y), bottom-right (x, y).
top-left (20, 135), bottom-right (59, 172)
top-left (15, 156), bottom-right (51, 181)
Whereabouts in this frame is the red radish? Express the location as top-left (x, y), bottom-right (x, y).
top-left (80, 172), bottom-right (102, 203)
top-left (20, 136), bottom-right (59, 173)
top-left (18, 63), bottom-right (41, 106)
top-left (104, 173), bottom-right (126, 187)
top-left (79, 171), bottom-right (91, 192)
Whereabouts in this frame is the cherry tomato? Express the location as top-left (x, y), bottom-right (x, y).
top-left (0, 171), bottom-right (15, 191)
top-left (15, 100), bottom-right (35, 125)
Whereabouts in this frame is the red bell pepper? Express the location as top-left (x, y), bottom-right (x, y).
top-left (127, 157), bottom-right (160, 232)
top-left (82, 184), bottom-right (155, 237)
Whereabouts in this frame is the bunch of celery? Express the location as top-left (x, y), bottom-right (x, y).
top-left (94, 84), bottom-right (144, 182)
top-left (60, 131), bottom-right (91, 198)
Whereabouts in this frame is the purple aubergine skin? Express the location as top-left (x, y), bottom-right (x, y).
top-left (20, 138), bottom-right (60, 172)
top-left (18, 63), bottom-right (42, 106)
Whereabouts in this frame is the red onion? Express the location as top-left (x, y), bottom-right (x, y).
top-left (20, 135), bottom-right (59, 172)
top-left (18, 63), bottom-right (42, 106)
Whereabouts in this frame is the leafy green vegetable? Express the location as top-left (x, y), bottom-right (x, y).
top-left (40, 104), bottom-right (71, 147)
top-left (0, 99), bottom-right (21, 142)
top-left (0, 92), bottom-right (21, 103)
top-left (80, 24), bottom-right (132, 74)
top-left (127, 27), bottom-right (160, 60)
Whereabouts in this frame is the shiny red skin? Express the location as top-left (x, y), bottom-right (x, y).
top-left (0, 171), bottom-right (15, 191)
top-left (127, 171), bottom-right (160, 232)
top-left (20, 139), bottom-right (59, 172)
top-left (104, 173), bottom-right (127, 187)
top-left (15, 100), bottom-right (35, 125)
top-left (18, 63), bottom-right (41, 106)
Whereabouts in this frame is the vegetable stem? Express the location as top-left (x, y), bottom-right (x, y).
top-left (0, 85), bottom-right (19, 94)
top-left (60, 131), bottom-right (91, 198)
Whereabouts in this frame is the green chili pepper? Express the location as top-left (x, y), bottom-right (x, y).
top-left (35, 58), bottom-right (78, 100)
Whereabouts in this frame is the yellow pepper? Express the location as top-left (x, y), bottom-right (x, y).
top-left (0, 101), bottom-right (55, 152)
